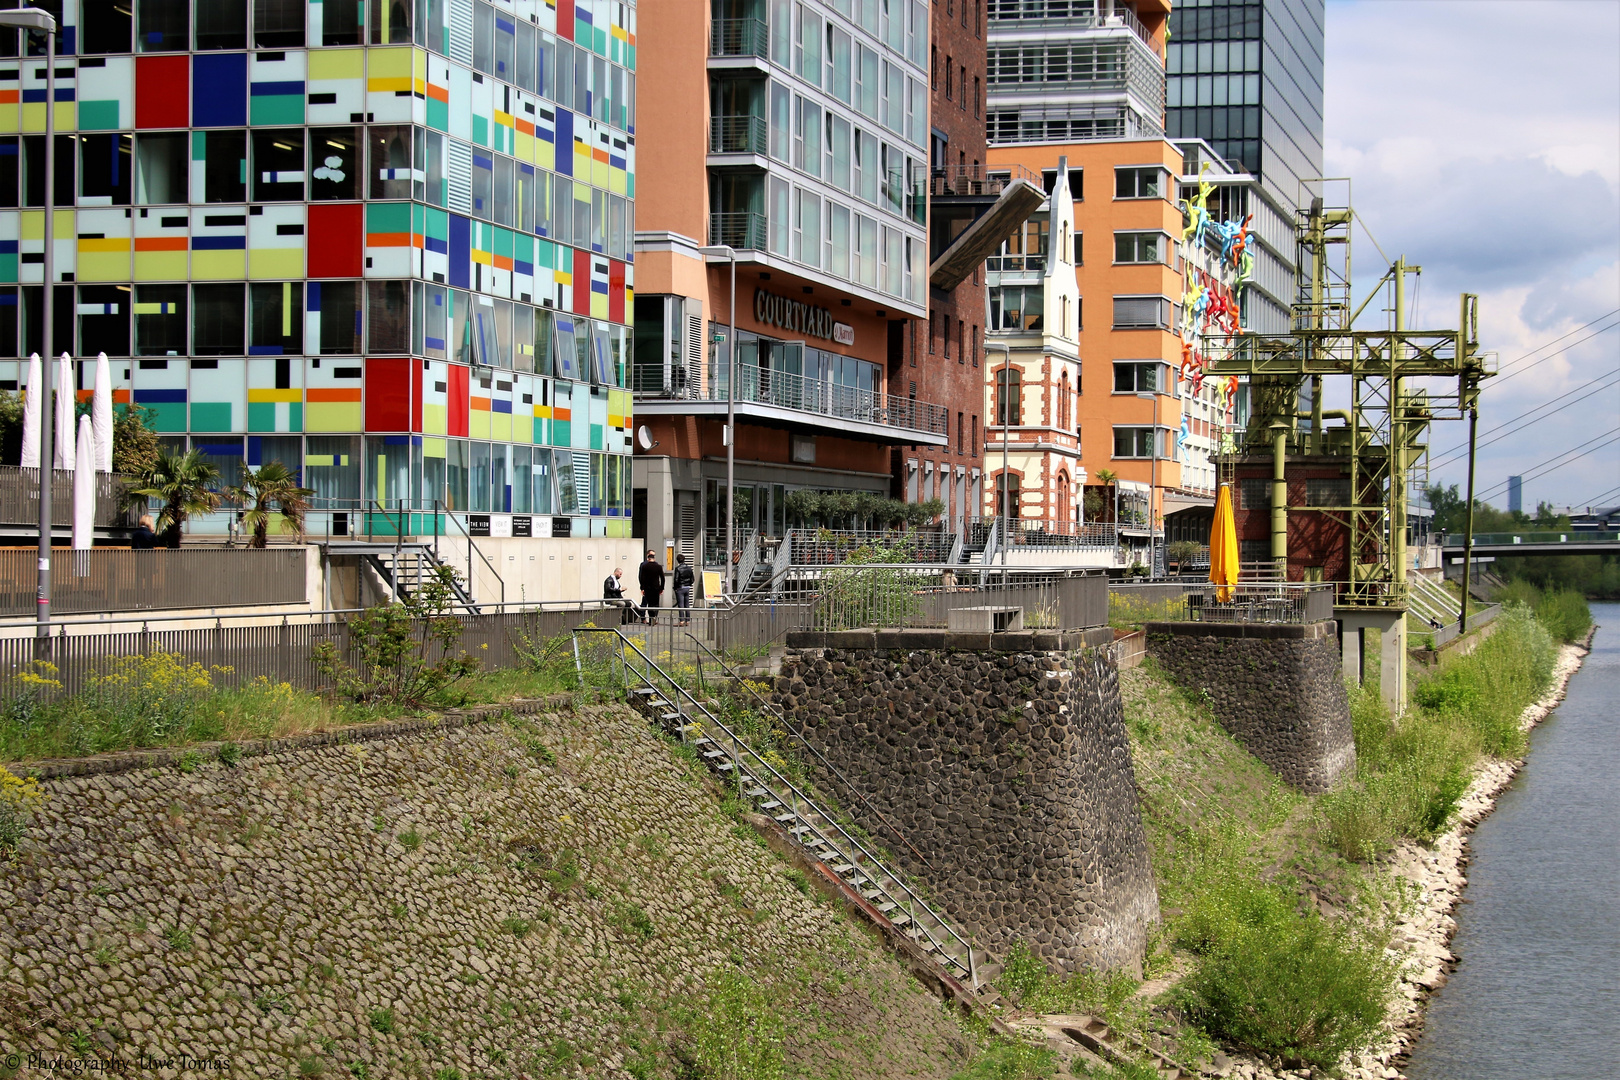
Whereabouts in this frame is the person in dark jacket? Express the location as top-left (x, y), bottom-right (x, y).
top-left (637, 550), bottom-right (665, 625)
top-left (672, 553), bottom-right (695, 626)
top-left (130, 514), bottom-right (158, 551)
top-left (604, 567), bottom-right (636, 624)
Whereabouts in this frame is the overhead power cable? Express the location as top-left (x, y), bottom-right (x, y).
top-left (1427, 368), bottom-right (1620, 470)
top-left (1475, 428), bottom-right (1620, 502)
top-left (1482, 316), bottom-right (1620, 393)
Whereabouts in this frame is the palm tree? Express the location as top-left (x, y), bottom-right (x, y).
top-left (230, 461), bottom-right (314, 547)
top-left (130, 449), bottom-right (223, 548)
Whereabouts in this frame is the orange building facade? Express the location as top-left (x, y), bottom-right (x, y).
top-left (628, 0), bottom-right (945, 571)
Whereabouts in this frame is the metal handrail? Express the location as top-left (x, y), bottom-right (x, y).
top-left (686, 631), bottom-right (936, 874)
top-left (438, 499), bottom-right (504, 609)
top-left (709, 114), bottom-right (769, 155)
top-left (709, 16), bottom-right (768, 58)
top-left (579, 626), bottom-right (975, 981)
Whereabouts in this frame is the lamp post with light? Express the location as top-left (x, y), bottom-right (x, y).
top-left (698, 244), bottom-right (737, 591)
top-left (0, 7), bottom-right (59, 647)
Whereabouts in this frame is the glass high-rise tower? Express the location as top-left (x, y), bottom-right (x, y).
top-left (1165, 0), bottom-right (1322, 335)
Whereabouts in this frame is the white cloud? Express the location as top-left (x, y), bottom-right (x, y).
top-left (1325, 0), bottom-right (1620, 507)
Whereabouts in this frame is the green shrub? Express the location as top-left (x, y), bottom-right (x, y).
top-left (684, 968), bottom-right (784, 1080)
top-left (997, 940), bottom-right (1137, 1018)
top-left (1413, 604), bottom-right (1553, 758)
top-left (948, 1036), bottom-right (1059, 1079)
top-left (1173, 876), bottom-right (1395, 1069)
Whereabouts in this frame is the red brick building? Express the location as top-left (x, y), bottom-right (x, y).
top-left (893, 0), bottom-right (994, 527)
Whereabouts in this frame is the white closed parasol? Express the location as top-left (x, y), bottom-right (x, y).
top-left (92, 351), bottom-right (113, 472)
top-left (19, 352), bottom-right (40, 468)
top-left (73, 415), bottom-right (94, 554)
top-left (54, 352), bottom-right (74, 471)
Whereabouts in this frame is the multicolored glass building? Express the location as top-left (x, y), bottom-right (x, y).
top-left (0, 0), bottom-right (637, 550)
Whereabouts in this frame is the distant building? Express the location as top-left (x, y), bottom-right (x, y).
top-left (1507, 474), bottom-right (1523, 515)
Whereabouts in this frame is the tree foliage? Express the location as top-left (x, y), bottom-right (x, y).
top-left (129, 449), bottom-right (223, 546)
top-left (229, 460), bottom-right (314, 547)
top-left (311, 567), bottom-right (479, 707)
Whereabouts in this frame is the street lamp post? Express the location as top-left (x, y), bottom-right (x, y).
top-left (698, 244), bottom-right (737, 591)
top-left (1, 8), bottom-right (60, 647)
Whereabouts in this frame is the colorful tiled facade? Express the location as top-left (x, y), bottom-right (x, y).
top-left (0, 0), bottom-right (636, 537)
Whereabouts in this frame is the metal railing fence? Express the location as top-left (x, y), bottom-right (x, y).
top-left (0, 466), bottom-right (136, 529)
top-left (709, 16), bottom-right (768, 57)
top-left (0, 548), bottom-right (308, 616)
top-left (708, 211), bottom-right (768, 252)
top-left (810, 571), bottom-right (1105, 632)
top-left (1181, 583), bottom-right (1336, 625)
top-left (0, 605), bottom-right (619, 702)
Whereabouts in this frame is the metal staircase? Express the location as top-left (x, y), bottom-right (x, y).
top-left (573, 626), bottom-right (980, 987)
top-left (1408, 575), bottom-right (1457, 629)
top-left (342, 542), bottom-right (483, 613)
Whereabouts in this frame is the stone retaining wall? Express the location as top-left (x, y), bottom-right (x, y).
top-left (1144, 620), bottom-right (1354, 793)
top-left (773, 628), bottom-right (1159, 973)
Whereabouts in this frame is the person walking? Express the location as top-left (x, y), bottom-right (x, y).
top-left (672, 553), bottom-right (695, 626)
top-left (637, 550), bottom-right (665, 625)
top-left (604, 566), bottom-right (635, 625)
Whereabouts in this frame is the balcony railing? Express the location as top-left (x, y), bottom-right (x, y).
top-left (708, 211), bottom-right (768, 252)
top-left (988, 2), bottom-right (1158, 56)
top-left (985, 254), bottom-right (1046, 274)
top-left (971, 516), bottom-right (1119, 549)
top-left (641, 361), bottom-right (947, 439)
top-left (929, 161), bottom-right (1041, 198)
top-left (710, 17), bottom-right (768, 58)
top-left (710, 114), bottom-right (769, 155)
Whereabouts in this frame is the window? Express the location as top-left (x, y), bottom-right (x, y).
top-left (323, 0), bottom-right (363, 46)
top-left (135, 285), bottom-right (186, 356)
top-left (1059, 372), bottom-right (1071, 428)
top-left (994, 366), bottom-right (1021, 425)
top-left (192, 284), bottom-right (244, 356)
top-left (137, 0), bottom-right (188, 52)
top-left (1115, 166), bottom-right (1166, 200)
top-left (249, 282), bottom-right (303, 355)
top-left (81, 0), bottom-right (134, 54)
top-left (136, 133), bottom-right (187, 203)
top-left (830, 25), bottom-right (853, 103)
top-left (255, 0), bottom-right (305, 48)
top-left (371, 0), bottom-right (414, 44)
top-left (316, 281), bottom-right (362, 355)
top-left (796, 5), bottom-right (822, 87)
top-left (253, 130), bottom-right (305, 201)
top-left (989, 286), bottom-right (1043, 332)
top-left (367, 281), bottom-right (410, 354)
top-left (1113, 426), bottom-right (1160, 459)
top-left (310, 128), bottom-right (360, 201)
top-left (23, 135), bottom-right (74, 208)
top-left (368, 126), bottom-right (413, 200)
top-left (1074, 231), bottom-right (1084, 265)
top-left (972, 414), bottom-right (978, 456)
top-left (1113, 296), bottom-right (1172, 330)
top-left (1113, 361), bottom-right (1163, 394)
top-left (1307, 477), bottom-right (1351, 507)
top-left (195, 0), bottom-right (247, 50)
top-left (78, 285), bottom-right (129, 358)
top-left (1240, 478), bottom-right (1270, 510)
top-left (199, 130), bottom-right (247, 203)
top-left (1114, 231), bottom-right (1165, 264)
top-left (79, 134), bottom-right (132, 206)
top-left (994, 472), bottom-right (1020, 519)
top-left (973, 75), bottom-right (981, 117)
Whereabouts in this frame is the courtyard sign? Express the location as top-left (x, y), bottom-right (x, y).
top-left (754, 288), bottom-right (854, 346)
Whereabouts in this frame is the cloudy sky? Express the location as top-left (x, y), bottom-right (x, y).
top-left (1323, 0), bottom-right (1620, 513)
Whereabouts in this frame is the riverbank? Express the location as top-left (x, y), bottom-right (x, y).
top-left (1212, 629), bottom-right (1594, 1080)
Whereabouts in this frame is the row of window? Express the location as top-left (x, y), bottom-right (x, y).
top-left (1167, 39), bottom-right (1263, 76)
top-left (19, 1), bottom-right (637, 136)
top-left (755, 175), bottom-right (927, 305)
top-left (770, 0), bottom-right (929, 86)
top-left (779, 1), bottom-right (927, 150)
top-left (2, 281), bottom-right (630, 384)
top-left (1169, 73), bottom-right (1262, 110)
top-left (1166, 1), bottom-right (1263, 44)
top-left (985, 40), bottom-right (1138, 87)
top-left (985, 291), bottom-right (1184, 335)
top-left (768, 84), bottom-right (927, 225)
top-left (165, 434), bottom-right (628, 518)
top-left (1238, 476), bottom-right (1354, 510)
top-left (4, 126), bottom-right (633, 261)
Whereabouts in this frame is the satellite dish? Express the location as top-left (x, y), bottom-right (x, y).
top-left (636, 425), bottom-right (658, 451)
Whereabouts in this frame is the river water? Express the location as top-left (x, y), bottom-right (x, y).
top-left (1404, 604), bottom-right (1620, 1080)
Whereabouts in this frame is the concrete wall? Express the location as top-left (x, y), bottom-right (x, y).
top-left (1144, 620), bottom-right (1355, 793)
top-left (774, 628), bottom-right (1159, 972)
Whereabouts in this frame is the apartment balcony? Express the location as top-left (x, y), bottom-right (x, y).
top-left (709, 114), bottom-right (769, 157)
top-left (634, 365), bottom-right (949, 446)
top-left (709, 17), bottom-right (770, 74)
top-left (708, 211), bottom-right (768, 252)
top-left (985, 254), bottom-right (1046, 274)
top-left (988, 2), bottom-right (1159, 57)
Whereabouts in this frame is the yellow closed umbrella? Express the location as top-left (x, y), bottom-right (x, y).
top-left (1209, 483), bottom-right (1239, 602)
